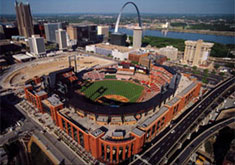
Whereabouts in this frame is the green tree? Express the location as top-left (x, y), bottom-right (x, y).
top-left (202, 77), bottom-right (208, 84)
top-left (205, 141), bottom-right (213, 154)
top-left (203, 69), bottom-right (209, 77)
top-left (214, 64), bottom-right (220, 70)
top-left (192, 66), bottom-right (197, 70)
top-left (211, 70), bottom-right (216, 75)
top-left (219, 72), bottom-right (225, 76)
top-left (210, 43), bottom-right (234, 58)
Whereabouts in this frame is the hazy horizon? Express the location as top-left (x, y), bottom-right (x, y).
top-left (0, 0), bottom-right (234, 15)
top-left (1, 13), bottom-right (234, 17)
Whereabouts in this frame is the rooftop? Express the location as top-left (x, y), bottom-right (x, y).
top-left (92, 43), bottom-right (134, 53)
top-left (185, 40), bottom-right (214, 47)
top-left (59, 108), bottom-right (90, 132)
top-left (166, 97), bottom-right (180, 107)
top-left (36, 90), bottom-right (47, 97)
top-left (140, 106), bottom-right (169, 128)
top-left (97, 116), bottom-right (108, 122)
top-left (58, 108), bottom-right (138, 139)
top-left (47, 95), bottom-right (63, 107)
top-left (112, 131), bottom-right (124, 137)
top-left (174, 74), bottom-right (192, 96)
top-left (130, 51), bottom-right (148, 55)
top-left (13, 54), bottom-right (33, 61)
top-left (131, 128), bottom-right (145, 137)
top-left (178, 82), bottom-right (197, 97)
top-left (111, 116), bottom-right (122, 122)
top-left (69, 23), bottom-right (97, 27)
top-left (91, 128), bottom-right (104, 137)
top-left (124, 115), bottom-right (136, 122)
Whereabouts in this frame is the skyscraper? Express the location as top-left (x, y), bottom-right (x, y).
top-left (66, 24), bottom-right (98, 46)
top-left (28, 35), bottom-right (46, 57)
top-left (55, 29), bottom-right (67, 50)
top-left (15, 1), bottom-right (34, 38)
top-left (133, 26), bottom-right (142, 49)
top-left (44, 23), bottom-right (62, 42)
top-left (66, 25), bottom-right (77, 40)
top-left (97, 26), bottom-right (109, 41)
top-left (110, 33), bottom-right (127, 46)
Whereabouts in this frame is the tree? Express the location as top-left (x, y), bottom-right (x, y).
top-left (192, 66), bottom-right (197, 71)
top-left (131, 61), bottom-right (138, 65)
top-left (203, 69), bottom-right (209, 77)
top-left (219, 72), bottom-right (225, 76)
top-left (203, 69), bottom-right (209, 73)
top-left (211, 70), bottom-right (216, 75)
top-left (205, 141), bottom-right (213, 154)
top-left (107, 54), bottom-right (112, 58)
top-left (214, 64), bottom-right (220, 70)
top-left (202, 77), bottom-right (208, 84)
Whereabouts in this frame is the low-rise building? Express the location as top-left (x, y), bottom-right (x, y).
top-left (157, 46), bottom-right (178, 61)
top-left (128, 51), bottom-right (148, 63)
top-left (13, 53), bottom-right (34, 62)
top-left (86, 43), bottom-right (135, 61)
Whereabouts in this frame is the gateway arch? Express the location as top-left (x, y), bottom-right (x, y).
top-left (114, 2), bottom-right (143, 48)
top-left (114, 1), bottom-right (142, 33)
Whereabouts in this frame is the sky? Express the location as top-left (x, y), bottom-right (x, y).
top-left (0, 0), bottom-right (234, 15)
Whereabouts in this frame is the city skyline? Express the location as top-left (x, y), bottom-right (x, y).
top-left (0, 0), bottom-right (234, 15)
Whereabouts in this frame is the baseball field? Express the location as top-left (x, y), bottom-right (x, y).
top-left (80, 80), bottom-right (144, 103)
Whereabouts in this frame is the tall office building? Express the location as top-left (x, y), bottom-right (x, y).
top-left (97, 26), bottom-right (109, 41)
top-left (28, 35), bottom-right (46, 57)
top-left (56, 29), bottom-right (67, 50)
top-left (66, 24), bottom-right (98, 46)
top-left (110, 33), bottom-right (127, 46)
top-left (44, 23), bottom-right (62, 42)
top-left (183, 40), bottom-right (214, 66)
top-left (133, 26), bottom-right (142, 49)
top-left (66, 25), bottom-right (77, 40)
top-left (15, 1), bottom-right (34, 38)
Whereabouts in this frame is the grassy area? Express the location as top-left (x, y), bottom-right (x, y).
top-left (142, 36), bottom-right (186, 51)
top-left (80, 80), bottom-right (144, 102)
top-left (104, 75), bottom-right (116, 79)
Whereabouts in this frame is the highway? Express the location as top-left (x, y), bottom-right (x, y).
top-left (169, 117), bottom-right (235, 165)
top-left (130, 76), bottom-right (235, 165)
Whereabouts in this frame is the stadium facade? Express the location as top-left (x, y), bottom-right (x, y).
top-left (24, 61), bottom-right (201, 164)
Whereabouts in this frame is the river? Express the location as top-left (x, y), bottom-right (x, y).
top-left (111, 28), bottom-right (235, 45)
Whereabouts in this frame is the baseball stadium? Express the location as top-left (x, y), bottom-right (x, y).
top-left (23, 54), bottom-right (201, 164)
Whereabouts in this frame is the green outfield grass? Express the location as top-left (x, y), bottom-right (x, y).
top-left (104, 75), bottom-right (116, 79)
top-left (80, 80), bottom-right (144, 103)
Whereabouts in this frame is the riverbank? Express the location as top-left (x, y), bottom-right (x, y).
top-left (148, 28), bottom-right (235, 37)
top-left (114, 28), bottom-right (234, 45)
